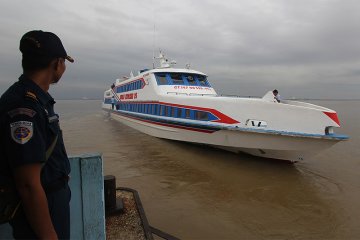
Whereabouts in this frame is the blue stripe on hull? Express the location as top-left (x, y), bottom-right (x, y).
top-left (103, 108), bottom-right (349, 141)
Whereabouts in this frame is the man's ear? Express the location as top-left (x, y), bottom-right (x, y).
top-left (53, 58), bottom-right (59, 70)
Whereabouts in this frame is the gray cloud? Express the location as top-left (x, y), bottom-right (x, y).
top-left (0, 0), bottom-right (359, 99)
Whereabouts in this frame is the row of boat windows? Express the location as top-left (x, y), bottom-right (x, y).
top-left (155, 73), bottom-right (211, 87)
top-left (114, 73), bottom-right (210, 94)
top-left (116, 79), bottom-right (143, 93)
top-left (117, 103), bottom-right (218, 121)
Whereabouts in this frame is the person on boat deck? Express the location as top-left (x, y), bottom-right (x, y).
top-left (0, 30), bottom-right (74, 239)
top-left (273, 89), bottom-right (281, 103)
top-left (111, 96), bottom-right (115, 110)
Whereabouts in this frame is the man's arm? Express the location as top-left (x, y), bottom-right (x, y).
top-left (13, 163), bottom-right (58, 240)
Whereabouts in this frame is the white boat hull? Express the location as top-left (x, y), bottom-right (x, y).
top-left (107, 110), bottom-right (341, 162)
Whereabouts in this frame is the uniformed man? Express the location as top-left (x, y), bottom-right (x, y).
top-left (0, 30), bottom-right (74, 239)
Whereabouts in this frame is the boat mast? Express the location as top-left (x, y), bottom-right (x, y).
top-left (152, 23), bottom-right (155, 69)
top-left (152, 3), bottom-right (156, 69)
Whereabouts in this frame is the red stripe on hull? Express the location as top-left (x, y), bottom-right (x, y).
top-left (323, 112), bottom-right (340, 126)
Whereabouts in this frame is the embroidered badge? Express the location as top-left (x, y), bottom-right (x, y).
top-left (10, 121), bottom-right (33, 144)
top-left (25, 91), bottom-right (38, 101)
top-left (8, 108), bottom-right (37, 118)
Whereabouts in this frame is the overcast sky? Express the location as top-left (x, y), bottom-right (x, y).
top-left (0, 0), bottom-right (359, 99)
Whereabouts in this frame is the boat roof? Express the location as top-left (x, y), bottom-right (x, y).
top-left (146, 68), bottom-right (207, 76)
top-left (115, 52), bottom-right (207, 83)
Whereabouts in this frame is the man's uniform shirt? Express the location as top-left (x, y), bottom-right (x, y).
top-left (0, 75), bottom-right (70, 189)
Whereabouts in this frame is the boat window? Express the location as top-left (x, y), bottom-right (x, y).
top-left (156, 73), bottom-right (168, 85)
top-left (160, 105), bottom-right (164, 115)
top-left (177, 108), bottom-right (182, 118)
top-left (115, 102), bottom-right (219, 122)
top-left (196, 75), bottom-right (209, 86)
top-left (170, 73), bottom-right (184, 85)
top-left (185, 109), bottom-right (191, 119)
top-left (195, 111), bottom-right (209, 121)
top-left (185, 75), bottom-right (197, 85)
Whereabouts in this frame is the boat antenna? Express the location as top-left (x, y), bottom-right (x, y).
top-left (152, 3), bottom-right (156, 69)
top-left (152, 22), bottom-right (155, 69)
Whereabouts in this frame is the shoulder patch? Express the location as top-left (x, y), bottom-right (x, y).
top-left (8, 108), bottom-right (37, 118)
top-left (25, 91), bottom-right (38, 102)
top-left (10, 121), bottom-right (33, 144)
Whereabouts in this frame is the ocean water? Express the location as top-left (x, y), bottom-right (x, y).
top-left (57, 100), bottom-right (360, 240)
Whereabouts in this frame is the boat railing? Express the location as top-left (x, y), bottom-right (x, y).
top-left (166, 92), bottom-right (217, 97)
top-left (189, 93), bottom-right (217, 96)
top-left (217, 94), bottom-right (260, 98)
top-left (167, 92), bottom-right (188, 96)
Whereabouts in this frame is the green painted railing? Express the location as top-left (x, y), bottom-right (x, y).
top-left (0, 153), bottom-right (106, 239)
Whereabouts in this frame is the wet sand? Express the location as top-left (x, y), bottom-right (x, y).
top-left (59, 100), bottom-right (360, 240)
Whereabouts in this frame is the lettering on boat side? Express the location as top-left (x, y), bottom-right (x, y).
top-left (120, 93), bottom-right (138, 100)
top-left (173, 86), bottom-right (212, 91)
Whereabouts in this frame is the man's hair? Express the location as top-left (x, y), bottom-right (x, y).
top-left (22, 55), bottom-right (55, 72)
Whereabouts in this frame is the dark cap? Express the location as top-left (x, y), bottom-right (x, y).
top-left (20, 30), bottom-right (74, 63)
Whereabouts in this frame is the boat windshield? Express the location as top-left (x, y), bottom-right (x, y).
top-left (155, 72), bottom-right (210, 87)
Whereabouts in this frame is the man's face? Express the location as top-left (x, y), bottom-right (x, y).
top-left (52, 58), bottom-right (66, 84)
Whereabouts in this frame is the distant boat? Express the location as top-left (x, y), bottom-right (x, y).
top-left (102, 52), bottom-right (348, 162)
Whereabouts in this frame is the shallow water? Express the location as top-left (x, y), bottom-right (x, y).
top-left (57, 100), bottom-right (360, 240)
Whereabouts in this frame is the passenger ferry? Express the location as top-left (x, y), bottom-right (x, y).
top-left (102, 52), bottom-right (348, 162)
